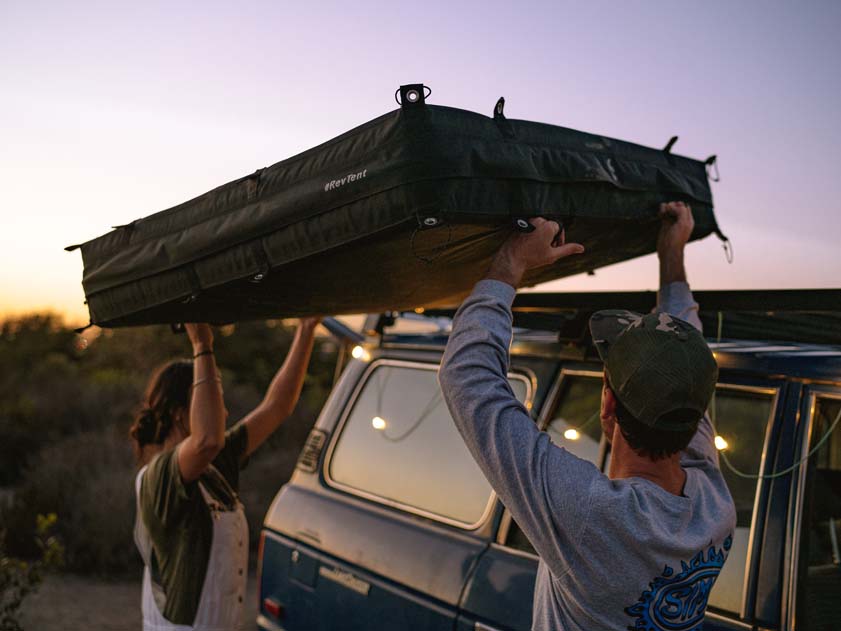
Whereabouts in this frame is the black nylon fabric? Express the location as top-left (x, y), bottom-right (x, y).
top-left (73, 97), bottom-right (722, 327)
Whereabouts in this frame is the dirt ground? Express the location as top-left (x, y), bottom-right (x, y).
top-left (19, 572), bottom-right (260, 630)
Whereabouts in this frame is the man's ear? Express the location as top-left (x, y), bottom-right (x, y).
top-left (601, 380), bottom-right (617, 435)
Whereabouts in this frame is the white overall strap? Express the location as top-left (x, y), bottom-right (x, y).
top-left (189, 467), bottom-right (249, 631)
top-left (135, 464), bottom-right (249, 631)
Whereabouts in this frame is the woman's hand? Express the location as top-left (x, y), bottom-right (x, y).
top-left (184, 323), bottom-right (214, 353)
top-left (240, 317), bottom-right (320, 457)
top-left (300, 316), bottom-right (323, 331)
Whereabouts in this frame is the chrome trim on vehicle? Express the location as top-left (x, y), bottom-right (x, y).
top-left (703, 610), bottom-right (754, 630)
top-left (787, 389), bottom-right (841, 630)
top-left (495, 510), bottom-right (515, 547)
top-left (256, 613), bottom-right (285, 631)
top-left (536, 368), bottom-right (604, 433)
top-left (323, 358), bottom-right (534, 531)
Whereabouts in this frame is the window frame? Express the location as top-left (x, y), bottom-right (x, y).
top-left (787, 387), bottom-right (841, 630)
top-left (323, 358), bottom-right (535, 531)
top-left (709, 382), bottom-right (780, 620)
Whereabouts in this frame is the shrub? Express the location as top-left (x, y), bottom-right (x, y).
top-left (0, 513), bottom-right (63, 631)
top-left (3, 429), bottom-right (138, 575)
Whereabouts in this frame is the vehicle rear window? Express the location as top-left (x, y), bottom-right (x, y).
top-left (544, 372), bottom-right (604, 465)
top-left (327, 361), bottom-right (531, 528)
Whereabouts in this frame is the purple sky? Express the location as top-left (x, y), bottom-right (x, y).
top-left (1, 1), bottom-right (839, 324)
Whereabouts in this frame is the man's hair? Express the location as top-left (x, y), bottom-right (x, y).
top-left (611, 389), bottom-right (700, 461)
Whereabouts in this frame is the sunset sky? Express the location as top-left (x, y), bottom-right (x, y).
top-left (1, 1), bottom-right (839, 326)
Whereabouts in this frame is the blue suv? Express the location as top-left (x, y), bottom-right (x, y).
top-left (257, 290), bottom-right (841, 631)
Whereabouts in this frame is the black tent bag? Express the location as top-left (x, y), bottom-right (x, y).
top-left (70, 85), bottom-right (724, 327)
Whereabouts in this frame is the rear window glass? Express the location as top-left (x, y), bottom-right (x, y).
top-left (544, 372), bottom-right (604, 465)
top-left (328, 361), bottom-right (530, 527)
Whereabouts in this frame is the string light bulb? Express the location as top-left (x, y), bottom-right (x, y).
top-left (372, 416), bottom-right (387, 430)
top-left (714, 435), bottom-right (729, 451)
top-left (563, 428), bottom-right (580, 441)
top-left (351, 345), bottom-right (371, 362)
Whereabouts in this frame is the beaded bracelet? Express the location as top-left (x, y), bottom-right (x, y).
top-left (193, 349), bottom-right (214, 359)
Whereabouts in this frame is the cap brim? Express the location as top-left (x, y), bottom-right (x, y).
top-left (588, 310), bottom-right (645, 362)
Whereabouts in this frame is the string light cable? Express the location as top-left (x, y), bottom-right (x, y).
top-left (372, 366), bottom-right (444, 443)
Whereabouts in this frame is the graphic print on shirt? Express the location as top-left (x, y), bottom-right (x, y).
top-left (625, 535), bottom-right (732, 631)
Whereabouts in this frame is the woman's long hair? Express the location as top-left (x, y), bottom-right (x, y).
top-left (129, 359), bottom-right (193, 463)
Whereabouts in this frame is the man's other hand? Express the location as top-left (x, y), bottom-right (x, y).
top-left (657, 201), bottom-right (694, 257)
top-left (487, 218), bottom-right (584, 288)
top-left (657, 201), bottom-right (693, 284)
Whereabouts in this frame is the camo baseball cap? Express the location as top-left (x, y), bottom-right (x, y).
top-left (589, 310), bottom-right (718, 431)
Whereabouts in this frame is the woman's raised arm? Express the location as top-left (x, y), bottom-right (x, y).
top-left (241, 318), bottom-right (320, 456)
top-left (177, 323), bottom-right (226, 481)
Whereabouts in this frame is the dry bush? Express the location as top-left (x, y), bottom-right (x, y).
top-left (3, 428), bottom-right (138, 575)
top-left (0, 313), bottom-right (336, 576)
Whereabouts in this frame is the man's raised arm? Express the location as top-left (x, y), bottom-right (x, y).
top-left (654, 201), bottom-right (718, 464)
top-left (438, 220), bottom-right (599, 575)
top-left (656, 201), bottom-right (703, 331)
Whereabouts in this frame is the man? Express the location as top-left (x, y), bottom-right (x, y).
top-left (439, 202), bottom-right (736, 630)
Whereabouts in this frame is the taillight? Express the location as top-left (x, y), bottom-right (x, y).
top-left (263, 597), bottom-right (284, 620)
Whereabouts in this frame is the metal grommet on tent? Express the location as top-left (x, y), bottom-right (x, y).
top-left (181, 293), bottom-right (199, 304)
top-left (249, 271), bottom-right (267, 284)
top-left (396, 84), bottom-right (431, 107)
top-left (423, 217), bottom-right (440, 227)
top-left (513, 218), bottom-right (537, 233)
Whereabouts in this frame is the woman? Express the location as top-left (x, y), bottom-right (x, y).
top-left (129, 319), bottom-right (319, 630)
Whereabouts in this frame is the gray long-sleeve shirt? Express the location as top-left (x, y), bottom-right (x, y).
top-left (439, 280), bottom-right (736, 631)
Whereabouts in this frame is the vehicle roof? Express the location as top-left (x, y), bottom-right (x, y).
top-left (372, 287), bottom-right (841, 383)
top-left (379, 328), bottom-right (841, 381)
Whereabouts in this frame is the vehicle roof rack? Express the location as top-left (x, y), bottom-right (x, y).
top-left (418, 288), bottom-right (841, 346)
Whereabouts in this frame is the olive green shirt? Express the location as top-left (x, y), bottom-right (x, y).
top-left (138, 424), bottom-right (249, 625)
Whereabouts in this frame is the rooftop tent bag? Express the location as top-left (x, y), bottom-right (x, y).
top-left (69, 84), bottom-right (726, 328)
